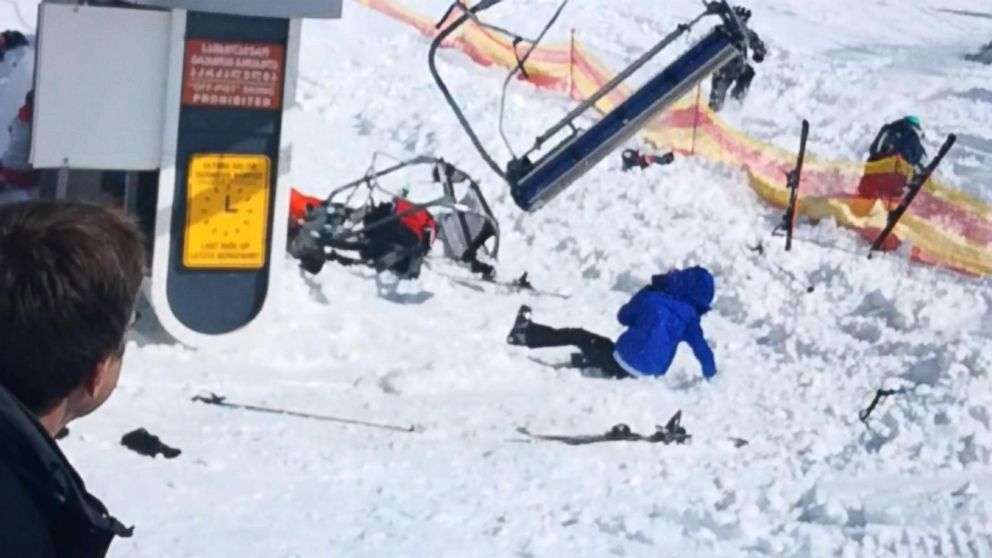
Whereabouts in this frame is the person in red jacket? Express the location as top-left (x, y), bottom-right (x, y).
top-left (0, 30), bottom-right (27, 62)
top-left (0, 90), bottom-right (39, 204)
top-left (357, 197), bottom-right (436, 277)
top-left (288, 189), bottom-right (437, 279)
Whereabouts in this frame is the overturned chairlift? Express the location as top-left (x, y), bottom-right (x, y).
top-left (428, 0), bottom-right (753, 212)
top-left (290, 155), bottom-right (500, 277)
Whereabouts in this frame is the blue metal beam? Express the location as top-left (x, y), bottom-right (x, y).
top-left (509, 29), bottom-right (740, 212)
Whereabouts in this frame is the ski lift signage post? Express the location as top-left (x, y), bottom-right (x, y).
top-left (150, 2), bottom-right (341, 348)
top-left (155, 9), bottom-right (290, 343)
top-left (31, 0), bottom-right (341, 348)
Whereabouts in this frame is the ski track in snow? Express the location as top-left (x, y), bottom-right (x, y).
top-left (2, 0), bottom-right (991, 556)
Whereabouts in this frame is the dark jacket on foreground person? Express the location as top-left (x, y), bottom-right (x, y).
top-left (0, 384), bottom-right (132, 557)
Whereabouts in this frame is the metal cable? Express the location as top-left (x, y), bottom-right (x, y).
top-left (428, 0), bottom-right (509, 180)
top-left (497, 0), bottom-right (570, 158)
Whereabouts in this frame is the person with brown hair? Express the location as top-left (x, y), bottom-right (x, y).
top-left (0, 200), bottom-right (145, 557)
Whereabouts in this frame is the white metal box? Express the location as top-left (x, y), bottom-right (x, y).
top-left (32, 4), bottom-right (171, 170)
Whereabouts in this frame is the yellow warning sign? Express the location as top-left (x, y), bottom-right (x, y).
top-left (183, 154), bottom-right (271, 269)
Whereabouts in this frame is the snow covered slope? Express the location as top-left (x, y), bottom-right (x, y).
top-left (4, 0), bottom-right (992, 556)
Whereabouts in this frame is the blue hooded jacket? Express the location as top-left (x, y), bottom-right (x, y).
top-left (613, 266), bottom-right (716, 378)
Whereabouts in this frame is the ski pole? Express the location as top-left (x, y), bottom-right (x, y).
top-left (858, 387), bottom-right (910, 424)
top-left (783, 119), bottom-right (810, 252)
top-left (192, 393), bottom-right (420, 433)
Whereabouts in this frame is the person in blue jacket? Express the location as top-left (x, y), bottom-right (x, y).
top-left (506, 266), bottom-right (717, 379)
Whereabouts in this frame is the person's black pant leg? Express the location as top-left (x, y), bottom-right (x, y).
top-left (730, 64), bottom-right (756, 101)
top-left (524, 322), bottom-right (631, 379)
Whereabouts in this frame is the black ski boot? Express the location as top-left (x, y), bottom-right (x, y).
top-left (506, 305), bottom-right (533, 346)
top-left (299, 247), bottom-right (326, 275)
top-left (470, 259), bottom-right (496, 281)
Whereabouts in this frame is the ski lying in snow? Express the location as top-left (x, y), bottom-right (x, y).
top-left (516, 411), bottom-right (690, 445)
top-left (774, 119), bottom-right (809, 251)
top-left (493, 272), bottom-right (570, 299)
top-left (868, 134), bottom-right (957, 259)
top-left (446, 271), bottom-right (570, 299)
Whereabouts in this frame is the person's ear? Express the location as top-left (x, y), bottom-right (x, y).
top-left (84, 355), bottom-right (116, 399)
top-left (68, 353), bottom-right (122, 421)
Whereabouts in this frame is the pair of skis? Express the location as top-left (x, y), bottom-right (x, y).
top-left (774, 120), bottom-right (956, 259)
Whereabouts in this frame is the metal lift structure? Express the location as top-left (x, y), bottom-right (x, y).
top-left (428, 0), bottom-right (753, 212)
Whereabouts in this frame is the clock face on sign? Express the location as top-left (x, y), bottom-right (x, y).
top-left (198, 176), bottom-right (256, 235)
top-left (183, 154), bottom-right (271, 270)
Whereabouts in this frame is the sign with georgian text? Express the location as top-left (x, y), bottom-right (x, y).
top-left (182, 39), bottom-right (284, 110)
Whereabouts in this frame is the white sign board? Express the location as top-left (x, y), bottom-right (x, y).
top-left (32, 4), bottom-right (171, 170)
top-left (133, 0), bottom-right (342, 19)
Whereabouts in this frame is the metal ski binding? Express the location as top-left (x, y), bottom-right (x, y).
top-left (651, 410), bottom-right (691, 444)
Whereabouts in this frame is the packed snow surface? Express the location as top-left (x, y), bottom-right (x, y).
top-left (3, 0), bottom-right (992, 556)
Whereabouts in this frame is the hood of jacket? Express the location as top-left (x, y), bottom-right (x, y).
top-left (651, 266), bottom-right (715, 314)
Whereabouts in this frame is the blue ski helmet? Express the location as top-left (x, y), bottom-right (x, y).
top-left (905, 115), bottom-right (922, 130)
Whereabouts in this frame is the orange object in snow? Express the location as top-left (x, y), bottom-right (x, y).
top-left (288, 189), bottom-right (436, 247)
top-left (851, 156), bottom-right (914, 218)
top-left (857, 156), bottom-right (913, 201)
top-left (289, 188), bottom-right (323, 223)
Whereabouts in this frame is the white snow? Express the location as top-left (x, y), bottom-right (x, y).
top-left (4, 0), bottom-right (992, 556)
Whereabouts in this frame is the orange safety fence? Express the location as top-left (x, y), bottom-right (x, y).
top-left (357, 0), bottom-right (992, 276)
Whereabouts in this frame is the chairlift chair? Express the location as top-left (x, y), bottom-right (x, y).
top-left (290, 156), bottom-right (500, 277)
top-left (428, 0), bottom-right (753, 211)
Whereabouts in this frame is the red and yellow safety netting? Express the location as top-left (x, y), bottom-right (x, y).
top-left (357, 0), bottom-right (992, 276)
